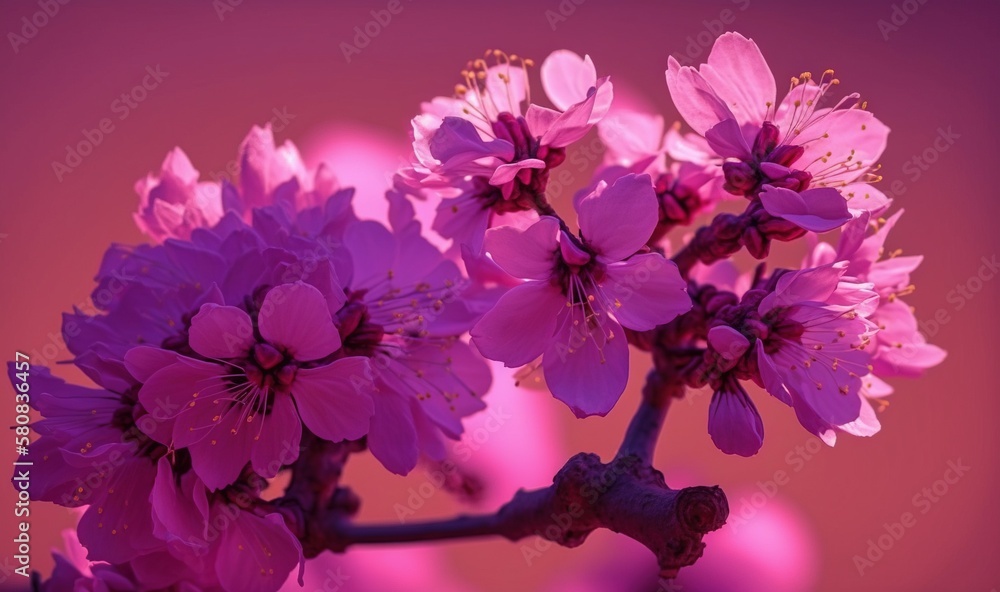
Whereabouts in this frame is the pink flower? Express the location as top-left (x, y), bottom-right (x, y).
top-left (666, 32), bottom-right (890, 232)
top-left (127, 282), bottom-right (374, 490)
top-left (471, 174), bottom-right (690, 416)
top-left (807, 211), bottom-right (946, 393)
top-left (410, 50), bottom-right (612, 251)
top-left (338, 219), bottom-right (490, 474)
top-left (150, 458), bottom-right (303, 592)
top-left (235, 124), bottom-right (339, 213)
top-left (750, 264), bottom-right (881, 445)
top-left (134, 147), bottom-right (224, 243)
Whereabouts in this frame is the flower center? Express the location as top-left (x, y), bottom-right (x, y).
top-left (244, 342), bottom-right (297, 391)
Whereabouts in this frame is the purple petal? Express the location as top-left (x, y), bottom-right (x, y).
top-left (665, 56), bottom-right (736, 135)
top-left (367, 389), bottom-right (419, 475)
top-left (292, 357), bottom-right (374, 442)
top-left (603, 254), bottom-right (691, 331)
top-left (250, 394), bottom-right (302, 478)
top-left (707, 326), bottom-right (751, 360)
top-left (215, 512), bottom-right (303, 592)
top-left (484, 217), bottom-right (559, 280)
top-left (759, 186), bottom-right (851, 232)
top-left (189, 304), bottom-right (255, 359)
top-left (701, 32), bottom-right (775, 127)
top-left (258, 282), bottom-right (341, 361)
top-left (577, 174), bottom-right (658, 262)
top-left (708, 383), bottom-right (764, 456)
top-left (470, 281), bottom-right (564, 368)
top-left (542, 315), bottom-right (629, 417)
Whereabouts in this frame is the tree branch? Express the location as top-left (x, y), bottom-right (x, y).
top-left (285, 373), bottom-right (729, 578)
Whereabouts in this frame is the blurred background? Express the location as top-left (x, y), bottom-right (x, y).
top-left (1, 1), bottom-right (998, 590)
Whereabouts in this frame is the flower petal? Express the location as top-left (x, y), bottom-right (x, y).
top-left (215, 512), bottom-right (303, 592)
top-left (701, 32), bottom-right (775, 128)
top-left (603, 254), bottom-right (690, 331)
top-left (542, 314), bottom-right (629, 417)
top-left (250, 394), bottom-right (301, 478)
top-left (759, 186), bottom-right (851, 232)
top-left (484, 217), bottom-right (559, 280)
top-left (665, 56), bottom-right (736, 135)
top-left (471, 281), bottom-right (564, 368)
top-left (577, 173), bottom-right (658, 262)
top-left (292, 357), bottom-right (374, 442)
top-left (708, 384), bottom-right (764, 456)
top-left (258, 282), bottom-right (341, 361)
top-left (189, 304), bottom-right (255, 359)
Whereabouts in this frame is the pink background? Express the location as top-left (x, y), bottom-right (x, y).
top-left (1, 1), bottom-right (997, 590)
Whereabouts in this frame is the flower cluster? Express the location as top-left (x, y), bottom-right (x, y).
top-left (20, 32), bottom-right (942, 591)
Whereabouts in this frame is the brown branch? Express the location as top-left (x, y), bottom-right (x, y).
top-left (286, 373), bottom-right (729, 578)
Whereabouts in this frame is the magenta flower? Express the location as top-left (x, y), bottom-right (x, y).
top-left (807, 210), bottom-right (946, 388)
top-left (750, 264), bottom-right (880, 444)
top-left (338, 219), bottom-right (490, 475)
top-left (471, 174), bottom-right (690, 416)
top-left (128, 282), bottom-right (374, 490)
top-left (134, 147), bottom-right (224, 243)
top-left (150, 458), bottom-right (303, 592)
top-left (666, 32), bottom-right (890, 232)
top-left (409, 49), bottom-right (612, 251)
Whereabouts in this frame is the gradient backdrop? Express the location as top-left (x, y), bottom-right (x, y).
top-left (1, 1), bottom-right (998, 591)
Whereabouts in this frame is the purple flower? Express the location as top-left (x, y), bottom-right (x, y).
top-left (409, 49), bottom-right (612, 251)
top-left (666, 32), bottom-right (890, 233)
top-left (127, 282), bottom-right (374, 490)
top-left (471, 174), bottom-right (690, 416)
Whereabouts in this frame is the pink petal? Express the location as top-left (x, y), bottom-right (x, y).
top-left (258, 282), bottom-right (341, 361)
top-left (250, 395), bottom-right (301, 478)
top-left (215, 512), bottom-right (303, 592)
top-left (138, 358), bottom-right (224, 445)
top-left (541, 50), bottom-right (598, 111)
top-left (705, 118), bottom-right (751, 159)
top-left (543, 315), bottom-right (629, 417)
top-left (603, 254), bottom-right (690, 331)
top-left (484, 63), bottom-right (528, 117)
top-left (124, 346), bottom-right (180, 382)
top-left (538, 78), bottom-right (611, 148)
top-left (484, 217), bottom-right (559, 280)
top-left (755, 345), bottom-right (793, 406)
top-left (189, 304), bottom-right (255, 359)
top-left (795, 109), bottom-right (890, 186)
top-left (701, 32), bottom-right (775, 128)
top-left (344, 220), bottom-right (396, 289)
top-left (577, 174), bottom-right (658, 262)
top-left (665, 56), bottom-right (736, 135)
top-left (367, 390), bottom-right (419, 475)
top-left (707, 326), bottom-right (751, 360)
top-left (837, 394), bottom-right (881, 437)
top-left (429, 117), bottom-right (514, 165)
top-left (759, 186), bottom-right (851, 232)
top-left (292, 357), bottom-right (374, 442)
top-left (708, 385), bottom-right (764, 456)
top-left (490, 159), bottom-right (545, 186)
top-left (186, 402), bottom-right (255, 491)
top-left (598, 109), bottom-right (666, 166)
top-left (470, 281), bottom-right (564, 368)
